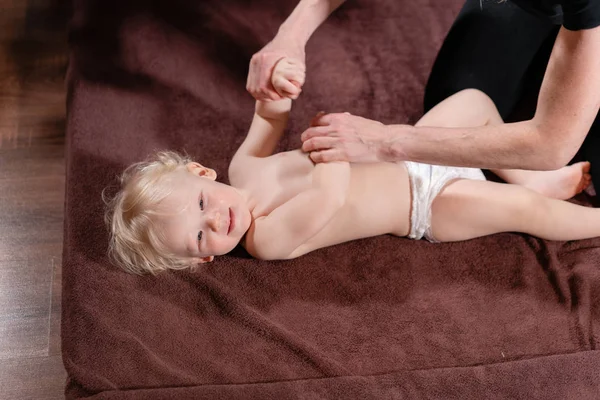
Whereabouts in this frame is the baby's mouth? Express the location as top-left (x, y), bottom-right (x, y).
top-left (227, 208), bottom-right (235, 235)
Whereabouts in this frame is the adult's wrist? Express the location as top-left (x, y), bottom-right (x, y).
top-left (378, 124), bottom-right (412, 162)
top-left (276, 24), bottom-right (310, 48)
top-left (277, 0), bottom-right (336, 47)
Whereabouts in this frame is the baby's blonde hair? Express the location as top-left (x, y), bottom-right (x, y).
top-left (104, 151), bottom-right (198, 275)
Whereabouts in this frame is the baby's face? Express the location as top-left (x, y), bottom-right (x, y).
top-left (159, 164), bottom-right (251, 263)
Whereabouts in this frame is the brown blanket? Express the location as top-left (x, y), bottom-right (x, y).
top-left (62, 0), bottom-right (600, 398)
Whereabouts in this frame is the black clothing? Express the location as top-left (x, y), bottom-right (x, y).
top-left (424, 0), bottom-right (600, 193)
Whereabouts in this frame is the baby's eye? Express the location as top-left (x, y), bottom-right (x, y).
top-left (197, 231), bottom-right (203, 241)
top-left (199, 198), bottom-right (204, 210)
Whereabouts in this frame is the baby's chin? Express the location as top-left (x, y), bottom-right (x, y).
top-left (219, 239), bottom-right (244, 256)
top-left (236, 206), bottom-right (252, 228)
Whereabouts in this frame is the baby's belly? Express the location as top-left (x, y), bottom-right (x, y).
top-left (305, 162), bottom-right (412, 251)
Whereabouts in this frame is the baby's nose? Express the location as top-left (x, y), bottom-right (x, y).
top-left (207, 212), bottom-right (220, 232)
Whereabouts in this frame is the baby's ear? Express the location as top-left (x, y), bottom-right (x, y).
top-left (192, 256), bottom-right (214, 264)
top-left (186, 162), bottom-right (217, 180)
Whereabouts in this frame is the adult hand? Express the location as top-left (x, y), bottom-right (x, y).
top-left (271, 58), bottom-right (305, 100)
top-left (247, 35), bottom-right (306, 101)
top-left (301, 112), bottom-right (393, 163)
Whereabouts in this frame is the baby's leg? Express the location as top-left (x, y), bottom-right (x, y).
top-left (418, 89), bottom-right (591, 200)
top-left (430, 178), bottom-right (600, 242)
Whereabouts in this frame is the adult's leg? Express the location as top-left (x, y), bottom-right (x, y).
top-left (416, 89), bottom-right (592, 200)
top-left (424, 0), bottom-right (557, 118)
top-left (424, 1), bottom-right (598, 198)
top-left (578, 114), bottom-right (600, 199)
top-left (430, 179), bottom-right (600, 242)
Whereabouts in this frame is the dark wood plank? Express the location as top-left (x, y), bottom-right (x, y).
top-left (0, 355), bottom-right (67, 399)
top-left (0, 258), bottom-right (54, 359)
top-left (0, 148), bottom-right (65, 261)
top-left (0, 0), bottom-right (69, 396)
top-left (48, 255), bottom-right (62, 357)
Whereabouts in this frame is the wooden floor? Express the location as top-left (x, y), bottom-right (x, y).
top-left (0, 0), bottom-right (69, 398)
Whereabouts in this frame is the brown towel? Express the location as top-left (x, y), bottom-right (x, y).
top-left (62, 0), bottom-right (600, 398)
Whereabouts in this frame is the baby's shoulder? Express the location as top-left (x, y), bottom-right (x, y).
top-left (242, 214), bottom-right (293, 260)
top-left (228, 155), bottom-right (270, 187)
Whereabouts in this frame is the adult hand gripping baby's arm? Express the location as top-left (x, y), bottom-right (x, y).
top-left (246, 0), bottom-right (346, 101)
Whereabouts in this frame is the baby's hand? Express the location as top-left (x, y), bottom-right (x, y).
top-left (271, 57), bottom-right (305, 100)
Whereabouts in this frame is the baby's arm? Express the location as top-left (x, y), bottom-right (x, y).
top-left (244, 160), bottom-right (350, 260)
top-left (231, 58), bottom-right (305, 162)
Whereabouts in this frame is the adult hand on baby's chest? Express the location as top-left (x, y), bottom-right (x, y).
top-left (300, 112), bottom-right (390, 163)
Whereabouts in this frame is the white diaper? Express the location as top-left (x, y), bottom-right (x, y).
top-left (404, 161), bottom-right (485, 242)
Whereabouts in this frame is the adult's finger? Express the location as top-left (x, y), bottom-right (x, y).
top-left (275, 78), bottom-right (300, 97)
top-left (247, 55), bottom-right (264, 95)
top-left (310, 112), bottom-right (340, 127)
top-left (257, 58), bottom-right (284, 100)
top-left (309, 111), bottom-right (327, 127)
top-left (248, 78), bottom-right (275, 101)
top-left (268, 91), bottom-right (284, 101)
top-left (282, 89), bottom-right (302, 100)
top-left (290, 80), bottom-right (303, 90)
top-left (286, 69), bottom-right (306, 87)
top-left (309, 149), bottom-right (346, 163)
top-left (301, 125), bottom-right (335, 142)
top-left (260, 86), bottom-right (283, 101)
top-left (301, 136), bottom-right (338, 153)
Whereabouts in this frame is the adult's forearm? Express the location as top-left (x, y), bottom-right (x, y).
top-left (278, 0), bottom-right (347, 45)
top-left (385, 120), bottom-right (562, 171)
top-left (397, 27), bottom-right (600, 172)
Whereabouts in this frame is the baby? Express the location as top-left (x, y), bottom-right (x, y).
top-left (105, 58), bottom-right (596, 275)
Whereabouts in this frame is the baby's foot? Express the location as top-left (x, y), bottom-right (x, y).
top-left (521, 161), bottom-right (592, 200)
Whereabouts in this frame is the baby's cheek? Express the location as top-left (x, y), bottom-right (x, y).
top-left (212, 236), bottom-right (236, 255)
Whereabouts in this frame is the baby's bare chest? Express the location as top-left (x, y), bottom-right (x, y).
top-left (247, 151), bottom-right (408, 221)
top-left (249, 150), bottom-right (315, 217)
top-left (244, 156), bottom-right (411, 256)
